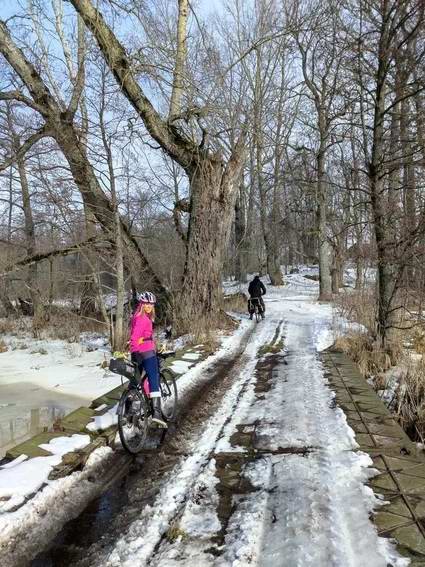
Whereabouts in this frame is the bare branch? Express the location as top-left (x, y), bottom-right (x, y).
top-left (0, 126), bottom-right (51, 172)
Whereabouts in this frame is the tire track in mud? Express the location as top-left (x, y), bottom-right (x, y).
top-left (29, 320), bottom-right (275, 567)
top-left (146, 320), bottom-right (287, 566)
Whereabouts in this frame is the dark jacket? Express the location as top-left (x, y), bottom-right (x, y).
top-left (248, 277), bottom-right (266, 298)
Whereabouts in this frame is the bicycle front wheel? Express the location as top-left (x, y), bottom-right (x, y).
top-left (117, 388), bottom-right (149, 454)
top-left (160, 369), bottom-right (178, 422)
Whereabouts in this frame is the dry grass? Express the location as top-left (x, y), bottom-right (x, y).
top-left (0, 339), bottom-right (7, 353)
top-left (0, 318), bottom-right (16, 335)
top-left (186, 319), bottom-right (220, 354)
top-left (334, 332), bottom-right (402, 378)
top-left (411, 327), bottom-right (425, 355)
top-left (334, 287), bottom-right (425, 442)
top-left (35, 311), bottom-right (106, 343)
top-left (1, 311), bottom-right (107, 345)
top-left (222, 292), bottom-right (248, 314)
top-left (393, 356), bottom-right (425, 442)
top-left (166, 524), bottom-right (188, 542)
top-left (0, 317), bottom-right (29, 336)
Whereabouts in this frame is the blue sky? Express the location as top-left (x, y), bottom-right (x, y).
top-left (0, 0), bottom-right (225, 21)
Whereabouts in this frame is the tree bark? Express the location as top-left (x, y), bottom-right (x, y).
top-left (169, 0), bottom-right (188, 120)
top-left (15, 155), bottom-right (45, 322)
top-left (7, 104), bottom-right (45, 323)
top-left (234, 177), bottom-right (248, 283)
top-left (368, 13), bottom-right (396, 347)
top-left (175, 158), bottom-right (243, 331)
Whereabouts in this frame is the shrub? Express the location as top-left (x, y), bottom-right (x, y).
top-left (394, 357), bottom-right (425, 442)
top-left (334, 288), bottom-right (377, 335)
top-left (334, 332), bottom-right (402, 377)
top-left (222, 292), bottom-right (247, 314)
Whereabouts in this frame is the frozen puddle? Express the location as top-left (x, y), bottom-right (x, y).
top-left (0, 382), bottom-right (88, 458)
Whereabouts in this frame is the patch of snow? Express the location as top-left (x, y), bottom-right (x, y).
top-left (168, 360), bottom-right (193, 374)
top-left (0, 454), bottom-right (28, 469)
top-left (38, 434), bottom-right (90, 455)
top-left (0, 446), bottom-right (116, 566)
top-left (0, 434), bottom-right (90, 513)
top-left (86, 404), bottom-right (118, 432)
top-left (178, 460), bottom-right (221, 538)
top-left (181, 353), bottom-right (201, 361)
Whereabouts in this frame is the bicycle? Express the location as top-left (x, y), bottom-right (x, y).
top-left (248, 297), bottom-right (265, 323)
top-left (109, 351), bottom-right (178, 454)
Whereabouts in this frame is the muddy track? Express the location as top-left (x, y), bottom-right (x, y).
top-left (31, 325), bottom-right (255, 567)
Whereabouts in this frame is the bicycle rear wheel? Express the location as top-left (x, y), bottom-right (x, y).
top-left (255, 307), bottom-right (261, 322)
top-left (117, 388), bottom-right (149, 454)
top-left (160, 369), bottom-right (178, 422)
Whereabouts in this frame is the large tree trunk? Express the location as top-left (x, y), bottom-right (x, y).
top-left (400, 97), bottom-right (416, 286)
top-left (175, 159), bottom-right (241, 331)
top-left (369, 46), bottom-right (396, 347)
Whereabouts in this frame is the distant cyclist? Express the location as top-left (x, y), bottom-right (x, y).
top-left (248, 275), bottom-right (266, 320)
top-left (129, 291), bottom-right (167, 428)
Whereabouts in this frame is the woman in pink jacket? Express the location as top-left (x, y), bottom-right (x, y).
top-left (129, 291), bottom-right (166, 428)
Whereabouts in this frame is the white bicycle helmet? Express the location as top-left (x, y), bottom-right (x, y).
top-left (137, 291), bottom-right (157, 304)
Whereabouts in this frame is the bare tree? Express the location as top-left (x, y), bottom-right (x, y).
top-left (68, 0), bottom-right (246, 331)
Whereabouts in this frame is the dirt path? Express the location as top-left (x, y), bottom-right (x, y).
top-left (17, 286), bottom-right (406, 567)
top-left (30, 322), bottom-right (260, 567)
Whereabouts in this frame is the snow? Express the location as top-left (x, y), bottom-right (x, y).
top-left (38, 434), bottom-right (90, 455)
top-left (0, 454), bottom-right (28, 468)
top-left (0, 337), bottom-right (120, 398)
top-left (0, 266), bottom-right (409, 566)
top-left (0, 446), bottom-right (116, 567)
top-left (97, 269), bottom-right (406, 567)
top-left (86, 404), bottom-right (118, 432)
top-left (169, 360), bottom-right (193, 374)
top-left (181, 352), bottom-right (201, 361)
top-left (0, 434), bottom-right (90, 513)
top-left (178, 460), bottom-right (221, 538)
top-left (0, 333), bottom-right (123, 456)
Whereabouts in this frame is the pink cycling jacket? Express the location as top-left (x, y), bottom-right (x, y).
top-left (129, 311), bottom-right (156, 353)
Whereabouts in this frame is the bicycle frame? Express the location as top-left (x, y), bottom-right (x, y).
top-left (130, 357), bottom-right (172, 409)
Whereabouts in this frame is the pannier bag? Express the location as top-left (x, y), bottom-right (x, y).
top-left (109, 358), bottom-right (136, 380)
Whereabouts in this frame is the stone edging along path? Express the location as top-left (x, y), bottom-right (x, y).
top-left (323, 348), bottom-right (425, 566)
